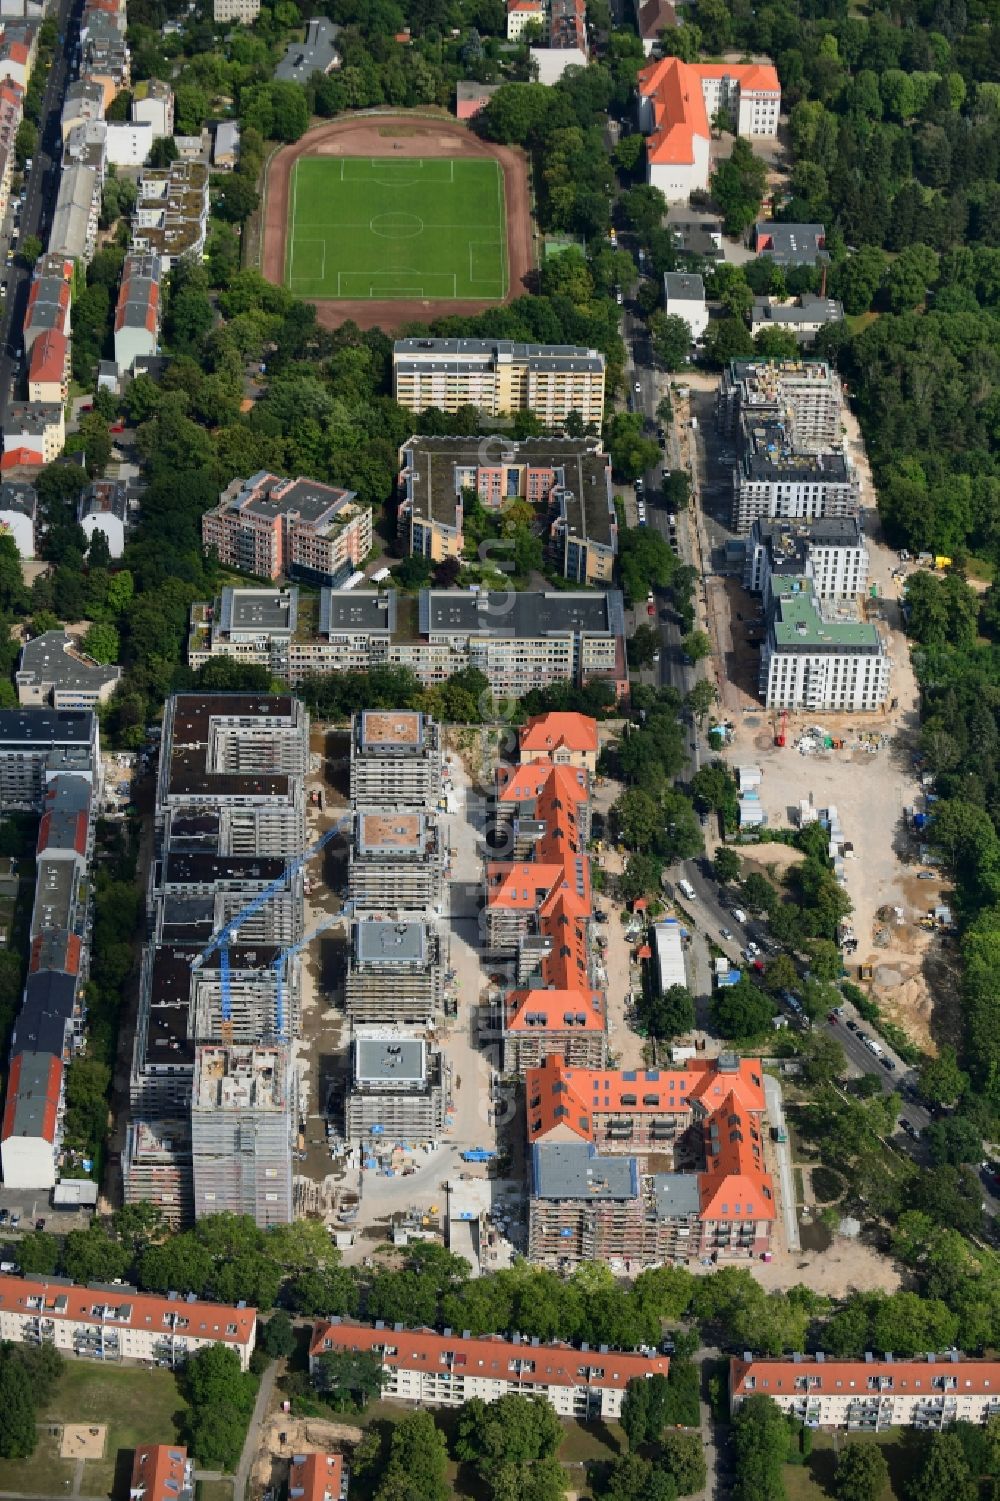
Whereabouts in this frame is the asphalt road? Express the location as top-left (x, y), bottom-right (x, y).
top-left (0, 0), bottom-right (80, 415)
top-left (618, 313), bottom-right (974, 1173)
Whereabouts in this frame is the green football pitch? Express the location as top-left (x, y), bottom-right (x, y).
top-left (284, 155), bottom-right (508, 301)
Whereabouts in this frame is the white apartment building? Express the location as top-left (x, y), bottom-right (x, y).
top-left (731, 1354), bottom-right (1000, 1430)
top-left (0, 1273), bottom-right (257, 1369)
top-left (392, 339), bottom-right (605, 424)
top-left (310, 1320), bottom-right (669, 1420)
top-left (760, 592), bottom-right (890, 713)
top-left (212, 0), bottom-right (261, 19)
top-left (105, 120), bottom-right (152, 165)
top-left (637, 58), bottom-right (779, 199)
top-left (131, 78), bottom-right (173, 137)
top-left (663, 273), bottom-right (707, 342)
top-left (506, 0), bottom-right (544, 38)
top-left (745, 518), bottom-right (868, 604)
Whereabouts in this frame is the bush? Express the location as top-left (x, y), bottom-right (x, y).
top-left (811, 1166), bottom-right (845, 1203)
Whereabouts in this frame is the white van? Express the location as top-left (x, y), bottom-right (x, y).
top-left (677, 878), bottom-right (696, 901)
top-left (730, 907), bottom-right (748, 925)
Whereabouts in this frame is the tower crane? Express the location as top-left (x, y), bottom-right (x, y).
top-left (191, 815), bottom-right (351, 1040)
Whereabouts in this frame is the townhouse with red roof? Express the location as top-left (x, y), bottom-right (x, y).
top-left (289, 1452), bottom-right (348, 1501)
top-left (310, 1319), bottom-right (669, 1420)
top-left (730, 1353), bottom-right (1000, 1430)
top-left (130, 1445), bottom-right (193, 1501)
top-left (637, 57), bottom-right (780, 199)
top-left (526, 1053), bottom-right (775, 1267)
top-left (519, 711), bottom-right (599, 774)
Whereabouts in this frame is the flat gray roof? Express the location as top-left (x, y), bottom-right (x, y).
top-left (18, 631), bottom-right (121, 690)
top-left (421, 588), bottom-right (624, 640)
top-left (0, 708), bottom-right (95, 745)
top-left (319, 589), bottom-right (395, 636)
top-left (664, 272), bottom-right (705, 301)
top-left (220, 588), bottom-right (298, 636)
top-left (652, 1172), bottom-right (702, 1217)
top-left (531, 1141), bottom-right (638, 1200)
top-left (355, 920), bottom-right (428, 967)
top-left (753, 222), bottom-right (830, 265)
top-left (240, 473), bottom-right (354, 527)
top-left (354, 1033), bottom-right (426, 1086)
top-left (274, 17), bottom-right (340, 82)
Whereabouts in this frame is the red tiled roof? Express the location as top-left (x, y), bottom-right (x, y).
top-left (0, 1273), bottom-right (256, 1345)
top-left (310, 1320), bottom-right (669, 1392)
top-left (28, 329), bottom-right (67, 386)
top-left (288, 1452), bottom-right (343, 1501)
top-left (29, 931), bottom-right (83, 975)
top-left (0, 42), bottom-right (29, 64)
top-left (130, 1445), bottom-right (189, 1501)
top-left (638, 58), bottom-right (780, 166)
top-left (698, 1087), bottom-right (774, 1221)
top-left (520, 712), bottom-right (598, 758)
top-left (1, 1053), bottom-right (61, 1143)
top-left (730, 1354), bottom-right (1000, 1399)
top-left (1, 446), bottom-right (43, 469)
top-left (637, 0), bottom-right (676, 39)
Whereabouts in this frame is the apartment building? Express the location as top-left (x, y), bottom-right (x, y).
top-left (131, 78), bottom-right (173, 137)
top-left (717, 358), bottom-right (844, 452)
top-left (78, 478), bottom-right (129, 559)
top-left (310, 1319), bottom-right (669, 1420)
top-left (530, 0), bottom-right (587, 83)
top-left (506, 0), bottom-right (544, 39)
top-left (23, 255), bottom-right (72, 353)
top-left (392, 339), bottom-right (605, 425)
top-left (0, 480), bottom-right (36, 556)
top-left (190, 1045), bottom-right (293, 1228)
top-left (131, 162), bottom-right (209, 271)
top-left (745, 518), bottom-right (868, 604)
top-left (189, 587), bottom-right (628, 702)
top-left (663, 273), bottom-right (707, 342)
top-left (2, 402), bottom-right (64, 466)
top-left (0, 1272), bottom-right (256, 1369)
top-left (637, 58), bottom-right (780, 198)
top-left (752, 222), bottom-right (829, 267)
top-left (0, 78), bottom-right (22, 219)
top-left (289, 1454), bottom-right (347, 1501)
top-left (114, 253), bottom-right (160, 374)
top-left (397, 435), bottom-right (617, 583)
top-left (527, 1053), bottom-right (775, 1268)
top-left (53, 120), bottom-right (106, 262)
top-left (106, 119), bottom-right (152, 165)
top-left (345, 919), bottom-right (445, 1025)
top-left (487, 725), bottom-right (607, 1073)
top-left (348, 809), bottom-right (444, 913)
top-left (519, 712), bottom-right (599, 774)
top-left (730, 1354), bottom-right (1000, 1430)
top-left (123, 1118), bottom-right (193, 1226)
top-left (0, 708), bottom-right (99, 809)
top-left (16, 630), bottom-right (121, 709)
top-left (60, 79), bottom-right (104, 140)
top-left (759, 594), bottom-right (890, 713)
top-left (750, 294), bottom-right (844, 345)
top-left (213, 121), bottom-right (240, 169)
top-left (131, 1446), bottom-right (193, 1501)
top-left (349, 711), bottom-right (442, 809)
top-left (203, 470), bottom-right (372, 585)
top-left (344, 1031), bottom-right (446, 1141)
top-left (213, 0), bottom-right (260, 19)
top-left (732, 439), bottom-right (860, 533)
top-left (27, 324), bottom-right (69, 406)
top-left (274, 17), bottom-right (341, 82)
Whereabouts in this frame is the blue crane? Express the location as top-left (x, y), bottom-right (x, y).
top-left (271, 911), bottom-right (343, 1041)
top-left (191, 816), bottom-right (350, 1034)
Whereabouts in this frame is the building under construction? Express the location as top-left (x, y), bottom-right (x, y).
top-left (348, 810), bottom-right (444, 912)
top-left (344, 1031), bottom-right (446, 1141)
top-left (344, 919), bottom-right (445, 1024)
top-left (190, 1044), bottom-right (293, 1227)
top-left (349, 710), bottom-right (442, 808)
top-left (125, 694), bottom-right (312, 1225)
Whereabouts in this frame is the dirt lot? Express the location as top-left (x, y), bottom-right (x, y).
top-left (260, 111), bottom-right (533, 331)
top-left (252, 1414), bottom-right (360, 1495)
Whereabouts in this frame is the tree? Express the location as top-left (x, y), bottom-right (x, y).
top-left (614, 787), bottom-right (662, 851)
top-left (641, 983), bottom-right (695, 1041)
top-left (835, 1443), bottom-right (889, 1501)
top-left (733, 1394), bottom-right (789, 1501)
top-left (743, 872), bottom-right (777, 914)
top-left (712, 977), bottom-right (774, 1040)
top-left (650, 312), bottom-right (692, 369)
top-left (659, 1431), bottom-right (707, 1495)
top-left (686, 679), bottom-right (717, 723)
top-left (214, 173), bottom-right (259, 224)
top-left (14, 118), bottom-right (36, 170)
top-left (628, 623), bottom-right (661, 669)
top-left (0, 1353), bottom-right (37, 1459)
top-left (681, 630), bottom-right (711, 663)
top-left (703, 317), bottom-right (754, 366)
top-left (15, 1230), bottom-right (59, 1276)
top-left (180, 1346), bottom-right (258, 1472)
top-left (19, 234), bottom-right (42, 267)
top-left (376, 1411), bottom-right (449, 1501)
top-left (260, 1311), bottom-right (296, 1359)
top-left (61, 1225), bottom-right (130, 1285)
top-left (455, 1393), bottom-right (562, 1498)
top-left (924, 1115), bottom-right (983, 1166)
top-left (909, 1431), bottom-right (977, 1501)
top-left (713, 847), bottom-right (742, 885)
top-left (313, 1350), bottom-right (387, 1411)
top-left (82, 622), bottom-right (120, 664)
top-left (711, 139), bottom-right (768, 235)
top-left (918, 1046), bottom-right (968, 1107)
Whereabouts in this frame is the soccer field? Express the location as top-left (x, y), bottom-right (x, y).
top-left (284, 155), bottom-right (508, 302)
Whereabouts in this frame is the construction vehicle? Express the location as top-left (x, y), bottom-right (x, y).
top-left (774, 710), bottom-right (788, 747)
top-left (192, 817), bottom-right (348, 1041)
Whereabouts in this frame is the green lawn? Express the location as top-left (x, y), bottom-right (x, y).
top-left (285, 155), bottom-right (508, 302)
top-left (784, 1429), bottom-right (923, 1501)
top-left (51, 1364), bottom-right (186, 1499)
top-left (0, 1430), bottom-right (77, 1495)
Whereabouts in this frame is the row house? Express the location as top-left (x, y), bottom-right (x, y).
top-left (0, 78), bottom-right (22, 220)
top-left (730, 1354), bottom-right (1000, 1431)
top-left (114, 252), bottom-right (160, 374)
top-left (28, 328), bottom-right (69, 405)
top-left (310, 1319), bottom-right (669, 1421)
top-left (1, 402), bottom-right (65, 468)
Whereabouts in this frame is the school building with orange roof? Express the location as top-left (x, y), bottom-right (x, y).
top-left (636, 56), bottom-right (780, 199)
top-left (526, 1052), bottom-right (775, 1268)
